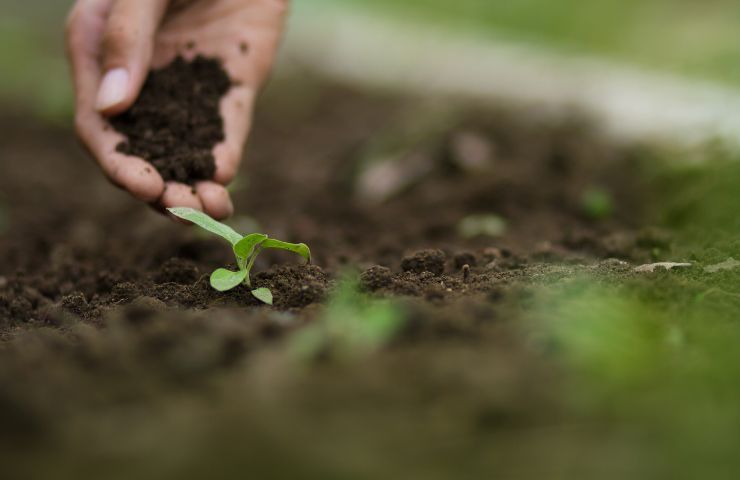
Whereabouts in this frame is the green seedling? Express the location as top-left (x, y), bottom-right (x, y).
top-left (581, 187), bottom-right (614, 220)
top-left (167, 208), bottom-right (311, 305)
top-left (290, 277), bottom-right (404, 360)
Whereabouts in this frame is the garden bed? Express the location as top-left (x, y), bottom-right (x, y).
top-left (1, 79), bottom-right (736, 479)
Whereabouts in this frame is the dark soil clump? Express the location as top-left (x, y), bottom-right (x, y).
top-left (401, 249), bottom-right (447, 275)
top-left (0, 79), bottom-right (688, 479)
top-left (110, 55), bottom-right (232, 184)
top-left (154, 258), bottom-right (201, 285)
top-left (360, 265), bottom-right (393, 291)
top-left (253, 265), bottom-right (331, 309)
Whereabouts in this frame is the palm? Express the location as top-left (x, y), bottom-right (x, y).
top-left (156, 0), bottom-right (285, 102)
top-left (151, 0), bottom-right (287, 200)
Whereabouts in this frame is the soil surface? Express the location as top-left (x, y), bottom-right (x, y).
top-left (0, 79), bottom-right (673, 479)
top-left (110, 55), bottom-right (231, 184)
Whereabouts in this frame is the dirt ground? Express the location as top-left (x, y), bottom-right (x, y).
top-left (0, 78), bottom-right (693, 479)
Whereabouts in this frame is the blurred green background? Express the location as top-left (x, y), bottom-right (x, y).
top-left (5, 0), bottom-right (740, 119)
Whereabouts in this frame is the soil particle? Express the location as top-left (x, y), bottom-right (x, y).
top-left (110, 282), bottom-right (143, 305)
top-left (253, 265), bottom-right (331, 309)
top-left (481, 247), bottom-right (508, 262)
top-left (360, 265), bottom-right (393, 291)
top-left (401, 249), bottom-right (447, 275)
top-left (389, 271), bottom-right (441, 297)
top-left (424, 284), bottom-right (448, 302)
top-left (120, 297), bottom-right (168, 325)
top-left (154, 258), bottom-right (201, 285)
top-left (151, 280), bottom-right (213, 309)
top-left (110, 55), bottom-right (232, 184)
top-left (60, 292), bottom-right (89, 317)
top-left (0, 294), bottom-right (33, 327)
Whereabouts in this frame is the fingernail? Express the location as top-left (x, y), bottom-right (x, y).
top-left (96, 68), bottom-right (129, 112)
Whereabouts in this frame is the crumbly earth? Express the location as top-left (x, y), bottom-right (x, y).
top-left (110, 55), bottom-right (231, 184)
top-left (0, 79), bottom-right (719, 479)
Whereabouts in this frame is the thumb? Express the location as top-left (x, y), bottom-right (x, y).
top-left (96, 0), bottom-right (170, 116)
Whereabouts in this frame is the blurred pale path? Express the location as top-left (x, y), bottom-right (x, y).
top-left (287, 3), bottom-right (740, 147)
top-left (316, 0), bottom-right (740, 86)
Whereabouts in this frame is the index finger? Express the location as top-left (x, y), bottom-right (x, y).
top-left (67, 0), bottom-right (165, 202)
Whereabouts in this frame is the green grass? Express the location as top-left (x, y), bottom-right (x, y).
top-left (529, 273), bottom-right (740, 477)
top-left (519, 147), bottom-right (740, 476)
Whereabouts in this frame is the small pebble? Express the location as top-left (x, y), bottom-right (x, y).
top-left (462, 264), bottom-right (471, 283)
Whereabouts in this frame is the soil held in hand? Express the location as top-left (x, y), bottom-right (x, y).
top-left (110, 55), bottom-right (232, 184)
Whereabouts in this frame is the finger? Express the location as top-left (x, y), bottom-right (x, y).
top-left (76, 112), bottom-right (166, 202)
top-left (160, 183), bottom-right (204, 211)
top-left (66, 0), bottom-right (113, 107)
top-left (213, 85), bottom-right (257, 185)
top-left (195, 181), bottom-right (234, 220)
top-left (96, 0), bottom-right (170, 115)
top-left (67, 0), bottom-right (165, 202)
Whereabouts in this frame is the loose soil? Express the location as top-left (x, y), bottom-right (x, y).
top-left (0, 78), bottom-right (681, 479)
top-left (110, 56), bottom-right (231, 184)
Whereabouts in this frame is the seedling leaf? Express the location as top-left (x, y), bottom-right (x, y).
top-left (210, 268), bottom-right (248, 292)
top-left (251, 287), bottom-right (274, 305)
top-left (261, 239), bottom-right (312, 263)
top-left (234, 234), bottom-right (268, 261)
top-left (167, 208), bottom-right (243, 245)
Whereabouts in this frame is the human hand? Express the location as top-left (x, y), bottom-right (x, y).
top-left (66, 0), bottom-right (288, 219)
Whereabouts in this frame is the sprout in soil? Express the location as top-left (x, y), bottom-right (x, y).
top-left (581, 187), bottom-right (614, 220)
top-left (290, 276), bottom-right (404, 361)
top-left (167, 207), bottom-right (311, 305)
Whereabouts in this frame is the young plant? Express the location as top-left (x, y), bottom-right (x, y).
top-left (290, 276), bottom-right (405, 361)
top-left (167, 207), bottom-right (311, 305)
